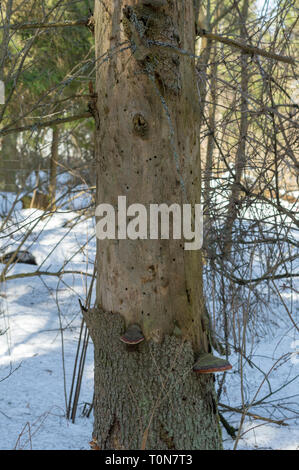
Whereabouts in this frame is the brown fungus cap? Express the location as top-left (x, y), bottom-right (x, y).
top-left (193, 353), bottom-right (232, 374)
top-left (120, 324), bottom-right (145, 345)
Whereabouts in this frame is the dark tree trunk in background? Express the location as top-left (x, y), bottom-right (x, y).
top-left (49, 126), bottom-right (59, 209)
top-left (0, 133), bottom-right (18, 192)
top-left (84, 0), bottom-right (222, 450)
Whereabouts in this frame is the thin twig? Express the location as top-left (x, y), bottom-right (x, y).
top-left (197, 30), bottom-right (296, 65)
top-left (219, 403), bottom-right (289, 426)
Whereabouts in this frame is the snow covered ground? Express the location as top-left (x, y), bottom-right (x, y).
top-left (221, 320), bottom-right (299, 450)
top-left (0, 190), bottom-right (298, 450)
top-left (0, 196), bottom-right (95, 450)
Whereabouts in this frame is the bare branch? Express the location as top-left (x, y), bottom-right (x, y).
top-left (0, 112), bottom-right (92, 136)
top-left (0, 18), bottom-right (89, 31)
top-left (1, 270), bottom-right (93, 282)
top-left (197, 30), bottom-right (296, 65)
top-left (219, 403), bottom-right (289, 426)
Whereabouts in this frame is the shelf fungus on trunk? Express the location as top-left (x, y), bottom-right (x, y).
top-left (120, 324), bottom-right (145, 345)
top-left (193, 353), bottom-right (232, 374)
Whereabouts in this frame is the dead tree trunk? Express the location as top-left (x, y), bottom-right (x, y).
top-left (49, 126), bottom-right (59, 209)
top-left (0, 133), bottom-right (19, 192)
top-left (222, 0), bottom-right (249, 257)
top-left (203, 42), bottom-right (218, 249)
top-left (85, 0), bottom-right (222, 450)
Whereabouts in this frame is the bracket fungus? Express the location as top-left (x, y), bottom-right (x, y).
top-left (120, 324), bottom-right (145, 345)
top-left (193, 353), bottom-right (232, 374)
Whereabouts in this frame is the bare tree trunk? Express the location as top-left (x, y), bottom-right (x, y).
top-left (85, 0), bottom-right (222, 450)
top-left (0, 133), bottom-right (18, 192)
top-left (222, 0), bottom-right (249, 257)
top-left (203, 42), bottom-right (218, 245)
top-left (195, 4), bottom-right (220, 255)
top-left (195, 3), bottom-right (212, 119)
top-left (0, 0), bottom-right (13, 80)
top-left (49, 126), bottom-right (59, 208)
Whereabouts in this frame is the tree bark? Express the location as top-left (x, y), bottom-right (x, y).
top-left (49, 126), bottom-right (59, 208)
top-left (90, 0), bottom-right (222, 450)
top-left (222, 0), bottom-right (249, 258)
top-left (0, 133), bottom-right (19, 192)
top-left (203, 42), bottom-right (218, 249)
